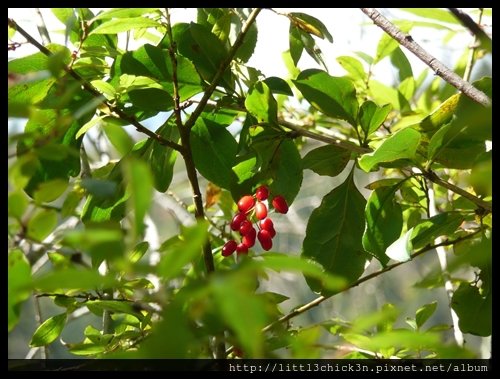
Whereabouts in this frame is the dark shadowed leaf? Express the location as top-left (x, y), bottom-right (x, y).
top-left (302, 145), bottom-right (351, 177)
top-left (362, 185), bottom-right (403, 266)
top-left (302, 170), bottom-right (367, 294)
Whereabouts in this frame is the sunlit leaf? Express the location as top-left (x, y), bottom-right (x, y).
top-left (30, 313), bottom-right (67, 347)
top-left (358, 128), bottom-right (421, 172)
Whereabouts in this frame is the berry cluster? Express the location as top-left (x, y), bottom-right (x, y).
top-left (222, 185), bottom-right (289, 257)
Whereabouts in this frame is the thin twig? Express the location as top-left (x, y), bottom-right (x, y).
top-left (279, 118), bottom-right (371, 154)
top-left (449, 8), bottom-right (491, 53)
top-left (360, 8), bottom-right (491, 107)
top-left (226, 228), bottom-right (483, 355)
top-left (276, 230), bottom-right (483, 329)
top-left (423, 170), bottom-right (491, 213)
top-left (7, 18), bottom-right (185, 154)
top-left (462, 8), bottom-right (485, 82)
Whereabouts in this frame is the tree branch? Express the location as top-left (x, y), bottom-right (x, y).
top-left (183, 8), bottom-right (262, 130)
top-left (8, 18), bottom-right (185, 154)
top-left (360, 8), bottom-right (491, 107)
top-left (423, 170), bottom-right (491, 213)
top-left (278, 118), bottom-right (371, 154)
top-left (261, 227), bottom-right (484, 333)
top-left (448, 8), bottom-right (492, 53)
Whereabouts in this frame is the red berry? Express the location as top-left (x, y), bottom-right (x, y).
top-left (255, 201), bottom-right (268, 220)
top-left (236, 243), bottom-right (248, 254)
top-left (258, 230), bottom-right (273, 251)
top-left (237, 195), bottom-right (255, 213)
top-left (239, 220), bottom-right (253, 236)
top-left (272, 195), bottom-right (289, 214)
top-left (222, 240), bottom-right (237, 257)
top-left (255, 185), bottom-right (269, 201)
top-left (230, 212), bottom-right (247, 231)
top-left (260, 218), bottom-right (276, 238)
top-left (242, 227), bottom-right (256, 248)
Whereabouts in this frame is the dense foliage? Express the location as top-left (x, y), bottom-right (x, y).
top-left (8, 8), bottom-right (491, 359)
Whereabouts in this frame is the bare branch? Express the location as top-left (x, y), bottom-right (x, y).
top-left (279, 118), bottom-right (371, 154)
top-left (449, 8), bottom-right (492, 53)
top-left (360, 8), bottom-right (491, 107)
top-left (262, 227), bottom-right (484, 332)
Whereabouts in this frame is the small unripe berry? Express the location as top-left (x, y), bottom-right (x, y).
top-left (272, 195), bottom-right (289, 214)
top-left (255, 201), bottom-right (268, 220)
top-left (222, 240), bottom-right (237, 257)
top-left (255, 185), bottom-right (269, 201)
top-left (238, 195), bottom-right (255, 213)
top-left (258, 229), bottom-right (273, 251)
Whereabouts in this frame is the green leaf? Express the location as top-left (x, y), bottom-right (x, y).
top-left (177, 22), bottom-right (232, 88)
top-left (294, 69), bottom-right (358, 125)
top-left (411, 212), bottom-right (464, 250)
top-left (263, 76), bottom-right (293, 96)
top-left (415, 301), bottom-right (438, 329)
top-left (85, 300), bottom-right (144, 319)
top-left (390, 47), bottom-right (413, 82)
top-left (358, 101), bottom-right (392, 137)
top-left (8, 191), bottom-right (29, 220)
top-left (90, 17), bottom-right (161, 34)
top-left (268, 139), bottom-right (303, 205)
top-left (191, 118), bottom-right (238, 189)
top-left (302, 145), bottom-right (351, 177)
top-left (375, 22), bottom-right (412, 63)
top-left (157, 222), bottom-right (208, 281)
top-left (362, 185), bottom-right (403, 266)
top-left (124, 158), bottom-right (153, 237)
top-left (112, 43), bottom-right (202, 103)
top-left (76, 116), bottom-right (103, 139)
top-left (337, 56), bottom-right (366, 82)
top-left (235, 22), bottom-right (258, 63)
top-left (30, 313), bottom-right (67, 347)
top-left (128, 241), bottom-right (149, 263)
top-left (27, 209), bottom-right (58, 241)
top-left (289, 13), bottom-right (333, 42)
top-left (451, 283), bottom-right (491, 336)
top-left (385, 227), bottom-right (413, 262)
top-left (33, 178), bottom-right (69, 204)
top-left (62, 227), bottom-right (125, 262)
top-left (302, 170), bottom-right (367, 294)
top-left (245, 81), bottom-right (278, 124)
top-left (400, 8), bottom-right (460, 24)
top-left (68, 342), bottom-right (107, 356)
top-left (259, 253), bottom-right (347, 292)
top-left (8, 249), bottom-right (32, 331)
top-left (212, 274), bottom-right (268, 357)
top-left (358, 128), bottom-right (421, 172)
top-left (470, 152), bottom-right (492, 198)
top-left (33, 268), bottom-right (118, 292)
top-left (289, 26), bottom-right (304, 66)
top-left (81, 178), bottom-right (118, 198)
top-left (103, 121), bottom-right (134, 156)
top-left (92, 8), bottom-right (158, 21)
